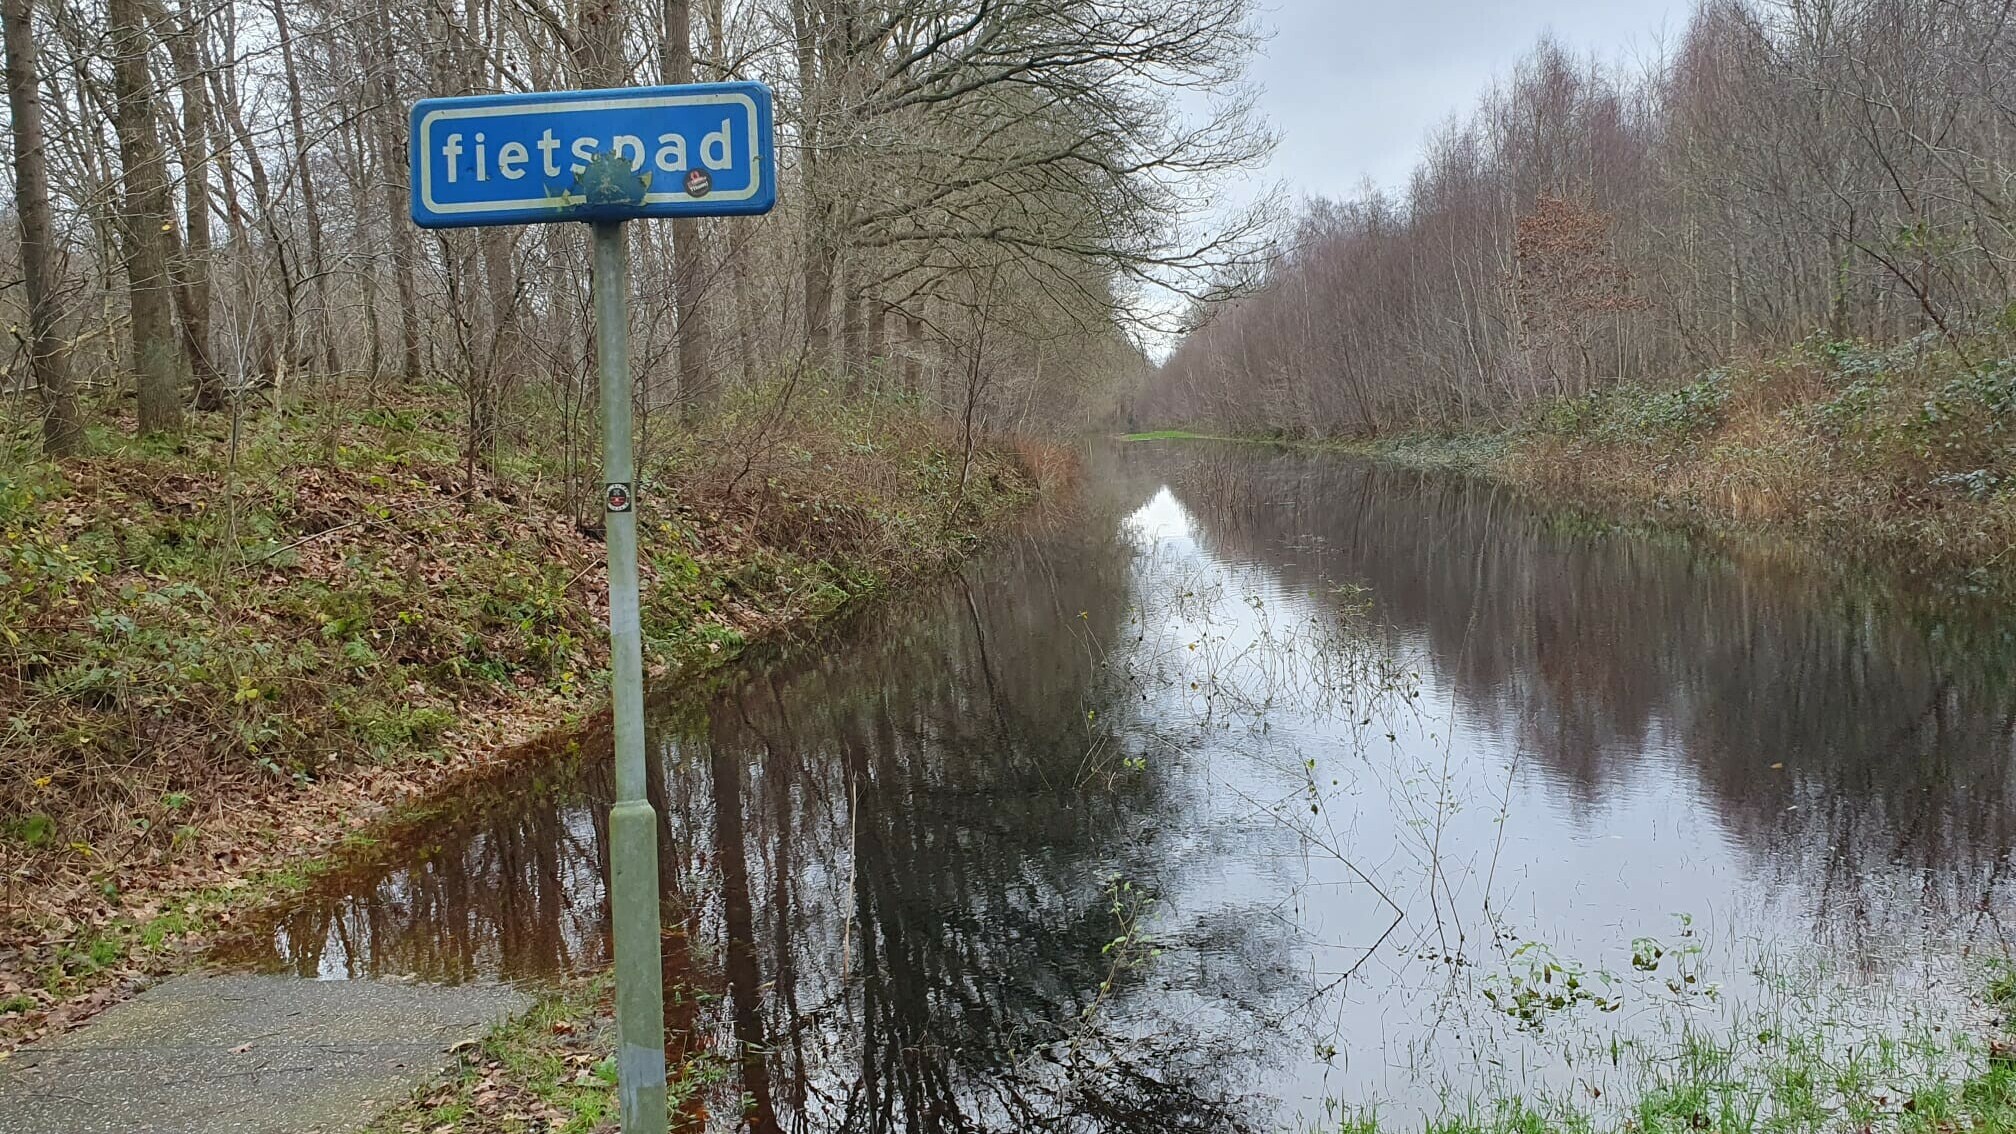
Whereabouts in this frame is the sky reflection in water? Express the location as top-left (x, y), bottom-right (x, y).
top-left (227, 444), bottom-right (2016, 1131)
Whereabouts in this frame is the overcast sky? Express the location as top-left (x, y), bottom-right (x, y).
top-left (1238, 0), bottom-right (1689, 200)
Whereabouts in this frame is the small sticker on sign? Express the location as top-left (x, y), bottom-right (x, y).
top-left (684, 169), bottom-right (713, 198)
top-left (605, 483), bottom-right (632, 512)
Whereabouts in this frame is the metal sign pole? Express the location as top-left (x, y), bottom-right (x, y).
top-left (409, 80), bottom-right (774, 1134)
top-left (592, 218), bottom-right (668, 1134)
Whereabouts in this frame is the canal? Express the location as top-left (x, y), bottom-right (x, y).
top-left (225, 441), bottom-right (2016, 1131)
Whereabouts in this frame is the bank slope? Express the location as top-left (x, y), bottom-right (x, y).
top-left (1358, 335), bottom-right (2016, 590)
top-left (0, 387), bottom-right (1044, 1048)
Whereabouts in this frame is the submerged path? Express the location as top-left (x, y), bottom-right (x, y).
top-left (0, 973), bottom-right (527, 1133)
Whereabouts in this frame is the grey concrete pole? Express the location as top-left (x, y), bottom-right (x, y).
top-left (592, 219), bottom-right (668, 1134)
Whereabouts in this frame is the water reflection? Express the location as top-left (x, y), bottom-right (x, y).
top-left (666, 512), bottom-right (1279, 1131)
top-left (1171, 448), bottom-right (2016, 952)
top-left (240, 761), bottom-right (612, 983)
top-left (225, 443), bottom-right (2016, 1130)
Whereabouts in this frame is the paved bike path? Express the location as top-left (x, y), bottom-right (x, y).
top-left (0, 972), bottom-right (530, 1133)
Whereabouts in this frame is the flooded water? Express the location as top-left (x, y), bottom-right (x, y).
top-left (226, 442), bottom-right (2016, 1131)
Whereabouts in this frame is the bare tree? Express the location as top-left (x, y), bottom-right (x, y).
top-left (109, 0), bottom-right (183, 434)
top-left (1151, 5), bottom-right (2016, 438)
top-left (164, 0), bottom-right (220, 408)
top-left (3, 0), bottom-right (81, 454)
top-left (662, 0), bottom-right (712, 417)
top-left (269, 0), bottom-right (338, 377)
top-left (9, 0), bottom-right (1262, 450)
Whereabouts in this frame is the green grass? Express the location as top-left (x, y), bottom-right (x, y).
top-left (1335, 431), bottom-right (1516, 472)
top-left (1987, 960), bottom-right (2016, 1007)
top-left (1328, 1032), bottom-right (2016, 1134)
top-left (359, 975), bottom-right (730, 1134)
top-left (1120, 429), bottom-right (1245, 441)
top-left (1322, 970), bottom-right (2016, 1134)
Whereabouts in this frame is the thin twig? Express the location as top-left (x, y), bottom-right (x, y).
top-left (238, 516), bottom-right (369, 567)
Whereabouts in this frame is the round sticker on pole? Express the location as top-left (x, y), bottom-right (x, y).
top-left (606, 482), bottom-right (632, 513)
top-left (684, 169), bottom-right (712, 198)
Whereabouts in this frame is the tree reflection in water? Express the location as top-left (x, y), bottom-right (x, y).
top-left (225, 442), bottom-right (2016, 1131)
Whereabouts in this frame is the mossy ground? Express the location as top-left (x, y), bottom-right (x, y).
top-left (0, 380), bottom-right (1049, 1051)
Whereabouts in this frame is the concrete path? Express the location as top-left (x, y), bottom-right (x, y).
top-left (0, 972), bottom-right (531, 1134)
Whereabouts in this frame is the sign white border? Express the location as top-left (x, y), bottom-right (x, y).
top-left (417, 91), bottom-right (763, 216)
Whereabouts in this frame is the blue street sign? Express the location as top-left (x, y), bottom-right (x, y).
top-left (409, 82), bottom-right (775, 229)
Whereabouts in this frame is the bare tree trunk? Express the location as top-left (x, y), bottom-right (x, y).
top-left (110, 0), bottom-right (183, 435)
top-left (327, 80), bottom-right (378, 380)
top-left (3, 0), bottom-right (80, 454)
top-left (373, 4), bottom-right (422, 380)
top-left (695, 0), bottom-right (759, 389)
top-left (576, 0), bottom-right (625, 85)
top-left (841, 286), bottom-right (866, 386)
top-left (728, 217), bottom-right (762, 384)
top-left (866, 299), bottom-right (886, 375)
top-left (804, 227), bottom-right (837, 367)
top-left (166, 0), bottom-right (219, 409)
top-left (662, 0), bottom-right (712, 419)
top-left (794, 0), bottom-right (836, 367)
top-left (902, 311), bottom-right (924, 394)
top-left (947, 286), bottom-right (996, 525)
top-left (207, 23), bottom-right (288, 383)
top-left (479, 227), bottom-right (519, 468)
top-left (271, 0), bottom-right (338, 376)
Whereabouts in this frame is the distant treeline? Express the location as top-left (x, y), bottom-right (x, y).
top-left (1148, 0), bottom-right (2016, 437)
top-left (3, 0), bottom-right (1278, 460)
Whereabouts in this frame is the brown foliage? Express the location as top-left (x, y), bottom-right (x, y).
top-left (1512, 195), bottom-right (1651, 391)
top-left (1150, 4), bottom-right (2016, 438)
top-left (0, 391), bottom-right (1040, 1051)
